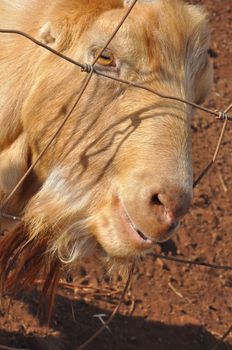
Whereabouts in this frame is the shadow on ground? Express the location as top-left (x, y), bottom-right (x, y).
top-left (0, 291), bottom-right (231, 350)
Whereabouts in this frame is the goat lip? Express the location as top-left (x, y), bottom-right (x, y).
top-left (117, 199), bottom-right (180, 246)
top-left (118, 199), bottom-right (153, 246)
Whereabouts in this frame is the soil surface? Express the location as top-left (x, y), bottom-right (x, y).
top-left (0, 0), bottom-right (232, 349)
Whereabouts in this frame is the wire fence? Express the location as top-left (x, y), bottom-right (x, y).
top-left (0, 0), bottom-right (231, 349)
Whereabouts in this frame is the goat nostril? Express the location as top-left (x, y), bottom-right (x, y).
top-left (150, 194), bottom-right (163, 206)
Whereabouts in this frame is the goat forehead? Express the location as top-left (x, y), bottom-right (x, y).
top-left (84, 4), bottom-right (206, 63)
top-left (89, 7), bottom-right (157, 43)
top-left (82, 8), bottom-right (159, 73)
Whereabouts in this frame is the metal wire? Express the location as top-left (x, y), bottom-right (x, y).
top-left (194, 103), bottom-right (232, 187)
top-left (0, 29), bottom-right (231, 123)
top-left (150, 253), bottom-right (232, 271)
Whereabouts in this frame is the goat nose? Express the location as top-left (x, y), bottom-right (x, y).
top-left (120, 176), bottom-right (193, 243)
top-left (150, 188), bottom-right (192, 222)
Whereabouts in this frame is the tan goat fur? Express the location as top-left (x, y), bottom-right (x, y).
top-left (0, 0), bottom-right (212, 313)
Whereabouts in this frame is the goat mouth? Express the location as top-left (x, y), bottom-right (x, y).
top-left (136, 228), bottom-right (149, 241)
top-left (126, 215), bottom-right (151, 242)
top-left (118, 198), bottom-right (180, 247)
top-left (118, 199), bottom-right (153, 246)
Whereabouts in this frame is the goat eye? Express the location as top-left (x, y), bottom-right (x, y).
top-left (94, 50), bottom-right (116, 67)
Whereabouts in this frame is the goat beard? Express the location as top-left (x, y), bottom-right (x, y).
top-left (0, 218), bottom-right (136, 324)
top-left (0, 222), bottom-right (60, 324)
top-left (0, 173), bottom-right (137, 324)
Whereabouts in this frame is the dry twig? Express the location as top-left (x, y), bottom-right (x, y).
top-left (168, 281), bottom-right (183, 298)
top-left (217, 170), bottom-right (228, 193)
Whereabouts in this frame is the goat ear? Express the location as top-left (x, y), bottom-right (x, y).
top-left (38, 21), bottom-right (56, 45)
top-left (0, 133), bottom-right (29, 195)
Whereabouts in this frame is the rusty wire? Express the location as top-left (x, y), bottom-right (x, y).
top-left (150, 253), bottom-right (232, 271)
top-left (0, 0), bottom-right (232, 348)
top-left (0, 29), bottom-right (231, 122)
top-left (193, 103), bottom-right (232, 187)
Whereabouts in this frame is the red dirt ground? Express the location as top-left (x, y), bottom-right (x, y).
top-left (0, 0), bottom-right (232, 349)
